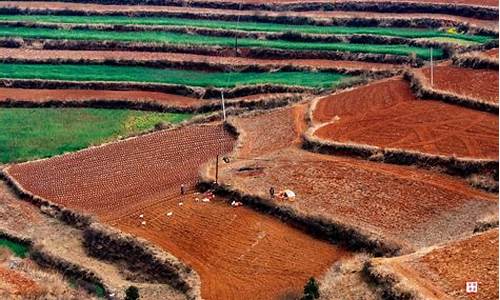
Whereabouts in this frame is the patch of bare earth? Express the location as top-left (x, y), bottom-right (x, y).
top-left (419, 64), bottom-right (499, 104)
top-left (371, 229), bottom-right (499, 300)
top-left (313, 78), bottom-right (499, 159)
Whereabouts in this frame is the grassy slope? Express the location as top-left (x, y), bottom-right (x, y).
top-left (0, 14), bottom-right (491, 44)
top-left (0, 238), bottom-right (29, 258)
top-left (0, 63), bottom-right (350, 88)
top-left (0, 26), bottom-right (443, 59)
top-left (0, 108), bottom-right (191, 163)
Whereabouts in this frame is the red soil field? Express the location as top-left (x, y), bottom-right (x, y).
top-left (215, 105), bottom-right (497, 251)
top-left (377, 229), bottom-right (499, 300)
top-left (0, 87), bottom-right (209, 108)
top-left (419, 64), bottom-right (499, 104)
top-left (231, 104), bottom-right (306, 158)
top-left (312, 78), bottom-right (499, 159)
top-left (0, 267), bottom-right (41, 298)
top-left (112, 193), bottom-right (349, 300)
top-left (484, 48), bottom-right (499, 58)
top-left (0, 48), bottom-right (398, 71)
top-left (220, 146), bottom-right (497, 251)
top-left (5, 124), bottom-right (235, 218)
top-left (1, 2), bottom-right (496, 30)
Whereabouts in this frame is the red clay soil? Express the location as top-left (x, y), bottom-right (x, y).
top-left (1, 2), bottom-right (496, 30)
top-left (0, 87), bottom-right (209, 108)
top-left (0, 267), bottom-right (41, 298)
top-left (188, 0), bottom-right (499, 6)
top-left (385, 229), bottom-right (499, 300)
top-left (112, 193), bottom-right (349, 300)
top-left (220, 146), bottom-right (498, 251)
top-left (0, 48), bottom-right (398, 71)
top-left (232, 104), bottom-right (306, 158)
top-left (312, 78), bottom-right (499, 159)
top-left (4, 123), bottom-right (350, 300)
top-left (5, 124), bottom-right (236, 219)
top-left (484, 48), bottom-right (499, 58)
top-left (419, 65), bottom-right (499, 104)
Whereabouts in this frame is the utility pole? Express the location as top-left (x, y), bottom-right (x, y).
top-left (221, 91), bottom-right (226, 121)
top-left (430, 47), bottom-right (434, 87)
top-left (215, 155), bottom-right (219, 184)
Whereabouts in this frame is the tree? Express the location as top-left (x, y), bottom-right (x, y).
top-left (125, 286), bottom-right (140, 300)
top-left (302, 277), bottom-right (320, 300)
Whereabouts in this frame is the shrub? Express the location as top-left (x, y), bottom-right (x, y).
top-left (125, 286), bottom-right (140, 300)
top-left (302, 277), bottom-right (320, 300)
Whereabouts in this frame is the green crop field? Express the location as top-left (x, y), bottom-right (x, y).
top-left (0, 26), bottom-right (443, 59)
top-left (0, 63), bottom-right (350, 88)
top-left (0, 108), bottom-right (191, 163)
top-left (0, 14), bottom-right (491, 44)
top-left (0, 238), bottom-right (29, 258)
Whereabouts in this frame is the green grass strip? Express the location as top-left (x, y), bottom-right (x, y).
top-left (0, 25), bottom-right (443, 59)
top-left (0, 238), bottom-right (29, 258)
top-left (0, 14), bottom-right (490, 44)
top-left (0, 108), bottom-right (191, 163)
top-left (0, 63), bottom-right (350, 88)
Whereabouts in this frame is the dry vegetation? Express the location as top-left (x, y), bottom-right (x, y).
top-left (367, 229), bottom-right (499, 300)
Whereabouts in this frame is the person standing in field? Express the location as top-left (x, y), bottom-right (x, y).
top-left (181, 184), bottom-right (186, 195)
top-left (269, 187), bottom-right (275, 199)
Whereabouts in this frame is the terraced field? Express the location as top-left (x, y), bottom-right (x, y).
top-left (370, 229), bottom-right (499, 300)
top-left (0, 63), bottom-right (349, 89)
top-left (0, 0), bottom-right (498, 299)
top-left (419, 64), bottom-right (499, 104)
top-left (312, 78), bottom-right (498, 159)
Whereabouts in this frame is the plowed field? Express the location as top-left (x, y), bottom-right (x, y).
top-left (0, 266), bottom-right (41, 298)
top-left (113, 193), bottom-right (349, 300)
top-left (0, 48), bottom-right (397, 71)
top-left (220, 146), bottom-right (497, 251)
top-left (376, 229), bottom-right (499, 300)
top-left (420, 65), bottom-right (499, 104)
top-left (0, 88), bottom-right (208, 108)
top-left (1, 2), bottom-right (496, 30)
top-left (313, 78), bottom-right (499, 159)
top-left (5, 124), bottom-right (236, 218)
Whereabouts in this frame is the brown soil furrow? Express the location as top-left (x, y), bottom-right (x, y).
top-left (312, 78), bottom-right (498, 159)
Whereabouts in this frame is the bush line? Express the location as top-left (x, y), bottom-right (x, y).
top-left (0, 78), bottom-right (319, 99)
top-left (10, 0), bottom-right (498, 20)
top-left (0, 228), bottom-right (112, 299)
top-left (362, 261), bottom-right (419, 300)
top-left (452, 53), bottom-right (499, 70)
top-left (302, 128), bottom-right (499, 190)
top-left (404, 70), bottom-right (499, 114)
